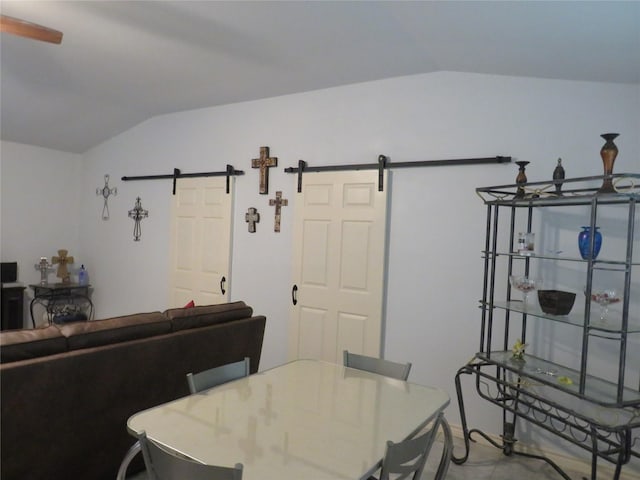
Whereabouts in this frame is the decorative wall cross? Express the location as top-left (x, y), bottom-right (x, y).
top-left (245, 207), bottom-right (260, 233)
top-left (251, 146), bottom-right (278, 194)
top-left (96, 174), bottom-right (117, 220)
top-left (269, 191), bottom-right (288, 232)
top-left (128, 197), bottom-right (149, 241)
top-left (51, 249), bottom-right (74, 283)
top-left (34, 257), bottom-right (54, 285)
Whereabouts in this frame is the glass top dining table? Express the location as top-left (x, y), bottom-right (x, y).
top-left (127, 359), bottom-right (450, 479)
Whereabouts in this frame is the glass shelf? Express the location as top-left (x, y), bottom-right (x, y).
top-left (477, 350), bottom-right (640, 407)
top-left (484, 251), bottom-right (639, 266)
top-left (475, 173), bottom-right (640, 206)
top-left (488, 301), bottom-right (640, 334)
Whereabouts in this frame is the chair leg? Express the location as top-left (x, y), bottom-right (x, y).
top-left (434, 417), bottom-right (453, 480)
top-left (116, 440), bottom-right (142, 480)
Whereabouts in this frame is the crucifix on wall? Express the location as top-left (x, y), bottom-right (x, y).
top-left (251, 146), bottom-right (277, 194)
top-left (128, 197), bottom-right (149, 241)
top-left (245, 207), bottom-right (260, 233)
top-left (96, 174), bottom-right (117, 220)
top-left (269, 191), bottom-right (288, 233)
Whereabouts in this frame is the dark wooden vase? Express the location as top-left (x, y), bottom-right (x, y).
top-left (515, 161), bottom-right (529, 198)
top-left (598, 133), bottom-right (619, 194)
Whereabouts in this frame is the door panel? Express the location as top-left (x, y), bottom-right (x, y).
top-left (290, 170), bottom-right (388, 363)
top-left (169, 177), bottom-right (233, 307)
top-left (298, 307), bottom-right (328, 360)
top-left (340, 221), bottom-right (371, 290)
top-left (301, 220), bottom-right (330, 285)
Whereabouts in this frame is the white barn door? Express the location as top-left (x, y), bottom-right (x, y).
top-left (289, 170), bottom-right (388, 363)
top-left (169, 177), bottom-right (233, 307)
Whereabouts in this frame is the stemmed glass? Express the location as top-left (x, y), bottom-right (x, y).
top-left (510, 276), bottom-right (539, 308)
top-left (590, 289), bottom-right (620, 323)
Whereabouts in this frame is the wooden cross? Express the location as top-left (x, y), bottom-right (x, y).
top-left (251, 146), bottom-right (277, 194)
top-left (245, 207), bottom-right (260, 233)
top-left (51, 249), bottom-right (74, 283)
top-left (269, 191), bottom-right (288, 232)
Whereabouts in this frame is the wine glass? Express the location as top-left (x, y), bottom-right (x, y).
top-left (590, 289), bottom-right (620, 323)
top-left (510, 276), bottom-right (539, 308)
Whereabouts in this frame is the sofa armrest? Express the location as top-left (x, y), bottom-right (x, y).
top-left (0, 326), bottom-right (68, 363)
top-left (57, 312), bottom-right (171, 350)
top-left (164, 301), bottom-right (253, 331)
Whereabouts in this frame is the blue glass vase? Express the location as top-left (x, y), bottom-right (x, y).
top-left (578, 226), bottom-right (602, 260)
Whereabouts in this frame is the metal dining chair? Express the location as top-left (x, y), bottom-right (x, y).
top-left (116, 441), bottom-right (142, 480)
top-left (117, 358), bottom-right (251, 479)
top-left (343, 351), bottom-right (452, 480)
top-left (186, 357), bottom-right (251, 394)
top-left (369, 412), bottom-right (452, 480)
top-left (138, 430), bottom-right (243, 480)
top-left (343, 350), bottom-right (412, 381)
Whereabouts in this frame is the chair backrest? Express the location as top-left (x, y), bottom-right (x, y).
top-left (343, 350), bottom-right (411, 381)
top-left (186, 357), bottom-right (250, 394)
top-left (378, 413), bottom-right (443, 480)
top-left (138, 431), bottom-right (243, 480)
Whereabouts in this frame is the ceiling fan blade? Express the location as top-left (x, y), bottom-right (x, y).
top-left (0, 15), bottom-right (63, 44)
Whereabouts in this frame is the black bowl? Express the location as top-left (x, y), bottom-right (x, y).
top-left (537, 290), bottom-right (576, 315)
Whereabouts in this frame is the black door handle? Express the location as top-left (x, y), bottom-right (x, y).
top-left (292, 285), bottom-right (298, 305)
top-left (220, 276), bottom-right (226, 295)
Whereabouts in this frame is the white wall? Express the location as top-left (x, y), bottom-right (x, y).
top-left (2, 71), bottom-right (639, 468)
top-left (0, 141), bottom-right (84, 326)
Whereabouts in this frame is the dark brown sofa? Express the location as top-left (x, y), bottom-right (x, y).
top-left (0, 301), bottom-right (266, 480)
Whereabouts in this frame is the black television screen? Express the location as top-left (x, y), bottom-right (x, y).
top-left (1, 262), bottom-right (18, 283)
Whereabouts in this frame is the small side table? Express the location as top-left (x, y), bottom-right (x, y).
top-left (29, 283), bottom-right (93, 327)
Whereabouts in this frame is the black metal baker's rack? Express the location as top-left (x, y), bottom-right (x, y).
top-left (453, 173), bottom-right (640, 480)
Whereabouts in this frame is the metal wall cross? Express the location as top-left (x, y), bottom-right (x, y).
top-left (128, 197), bottom-right (149, 241)
top-left (268, 191), bottom-right (288, 232)
top-left (251, 146), bottom-right (278, 194)
top-left (96, 174), bottom-right (117, 220)
top-left (245, 207), bottom-right (260, 233)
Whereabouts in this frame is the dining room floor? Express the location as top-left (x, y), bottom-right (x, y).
top-left (126, 435), bottom-right (593, 480)
top-left (422, 436), bottom-right (589, 480)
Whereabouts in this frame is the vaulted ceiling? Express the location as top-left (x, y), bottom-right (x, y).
top-left (1, 1), bottom-right (638, 154)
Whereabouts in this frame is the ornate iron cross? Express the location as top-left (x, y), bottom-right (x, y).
top-left (34, 257), bottom-right (54, 285)
top-left (245, 207), bottom-right (260, 233)
top-left (269, 191), bottom-right (288, 232)
top-left (96, 174), bottom-right (117, 220)
top-left (251, 146), bottom-right (277, 194)
top-left (128, 197), bottom-right (149, 241)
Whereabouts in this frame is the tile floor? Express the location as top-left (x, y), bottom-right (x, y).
top-left (423, 437), bottom-right (588, 480)
top-left (126, 436), bottom-right (592, 479)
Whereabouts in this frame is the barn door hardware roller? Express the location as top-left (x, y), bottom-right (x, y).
top-left (284, 155), bottom-right (511, 193)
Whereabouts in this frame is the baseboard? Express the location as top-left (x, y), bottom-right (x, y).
top-left (447, 423), bottom-right (640, 480)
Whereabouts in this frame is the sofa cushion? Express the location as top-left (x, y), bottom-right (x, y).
top-left (0, 326), bottom-right (68, 363)
top-left (58, 312), bottom-right (171, 350)
top-left (165, 301), bottom-right (253, 331)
